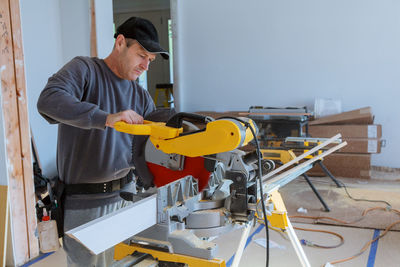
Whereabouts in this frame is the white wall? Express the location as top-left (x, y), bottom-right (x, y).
top-left (174, 0), bottom-right (400, 168)
top-left (95, 0), bottom-right (115, 58)
top-left (18, 0), bottom-right (400, 169)
top-left (59, 0), bottom-right (90, 63)
top-left (21, 0), bottom-right (114, 177)
top-left (21, 0), bottom-right (63, 177)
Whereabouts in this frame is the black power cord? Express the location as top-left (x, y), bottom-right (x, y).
top-left (338, 180), bottom-right (392, 208)
top-left (307, 175), bottom-right (393, 208)
top-left (218, 117), bottom-right (270, 267)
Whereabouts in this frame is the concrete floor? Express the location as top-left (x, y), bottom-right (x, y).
top-left (215, 222), bottom-right (400, 267)
top-left (27, 170), bottom-right (400, 267)
top-left (27, 220), bottom-right (400, 267)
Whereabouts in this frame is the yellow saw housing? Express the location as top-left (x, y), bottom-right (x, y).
top-left (114, 117), bottom-right (256, 157)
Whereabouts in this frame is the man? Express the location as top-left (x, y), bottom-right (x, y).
top-left (37, 17), bottom-right (169, 266)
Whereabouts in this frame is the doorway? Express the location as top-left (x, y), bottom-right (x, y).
top-left (113, 1), bottom-right (172, 107)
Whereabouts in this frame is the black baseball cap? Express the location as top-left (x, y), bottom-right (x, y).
top-left (114, 17), bottom-right (169, 60)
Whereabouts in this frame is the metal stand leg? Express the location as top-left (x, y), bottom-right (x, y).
top-left (287, 219), bottom-right (311, 267)
top-left (317, 161), bottom-right (342, 188)
top-left (231, 223), bottom-right (252, 267)
top-left (267, 191), bottom-right (311, 267)
top-left (302, 174), bottom-right (330, 212)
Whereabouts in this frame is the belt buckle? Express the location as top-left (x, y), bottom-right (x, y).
top-left (112, 179), bottom-right (121, 192)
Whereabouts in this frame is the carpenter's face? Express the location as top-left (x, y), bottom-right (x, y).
top-left (117, 40), bottom-right (156, 81)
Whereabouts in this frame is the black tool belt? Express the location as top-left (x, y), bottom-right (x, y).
top-left (64, 175), bottom-right (132, 195)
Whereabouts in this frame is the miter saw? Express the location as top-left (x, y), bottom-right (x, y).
top-left (66, 112), bottom-right (346, 267)
top-left (112, 112), bottom-right (267, 264)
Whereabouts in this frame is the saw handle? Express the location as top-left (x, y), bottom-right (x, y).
top-left (114, 120), bottom-right (183, 139)
top-left (166, 112), bottom-right (213, 128)
top-left (114, 120), bottom-right (153, 135)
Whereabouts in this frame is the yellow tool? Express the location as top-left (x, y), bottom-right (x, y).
top-left (260, 149), bottom-right (297, 164)
top-left (255, 191), bottom-right (288, 230)
top-left (114, 243), bottom-right (226, 267)
top-left (266, 191), bottom-right (289, 230)
top-left (154, 83), bottom-right (174, 107)
top-left (114, 117), bottom-right (257, 157)
top-left (261, 137), bottom-right (335, 165)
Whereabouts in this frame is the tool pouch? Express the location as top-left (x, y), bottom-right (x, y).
top-left (50, 177), bottom-right (65, 238)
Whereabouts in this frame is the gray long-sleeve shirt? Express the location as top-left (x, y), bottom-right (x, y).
top-left (37, 56), bottom-right (155, 191)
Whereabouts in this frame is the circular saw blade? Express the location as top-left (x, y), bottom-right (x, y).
top-left (147, 156), bottom-right (211, 191)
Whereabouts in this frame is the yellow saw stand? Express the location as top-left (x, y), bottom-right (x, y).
top-left (228, 190), bottom-right (311, 267)
top-left (114, 243), bottom-right (226, 267)
top-left (231, 134), bottom-right (346, 267)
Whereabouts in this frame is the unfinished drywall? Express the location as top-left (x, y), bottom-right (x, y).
top-left (173, 0), bottom-right (400, 168)
top-left (20, 0), bottom-right (114, 177)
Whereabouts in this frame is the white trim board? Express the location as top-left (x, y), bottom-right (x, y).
top-left (66, 194), bottom-right (157, 255)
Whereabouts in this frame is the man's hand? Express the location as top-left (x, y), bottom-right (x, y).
top-left (106, 110), bottom-right (144, 128)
